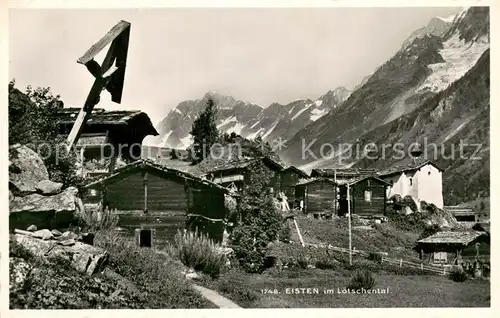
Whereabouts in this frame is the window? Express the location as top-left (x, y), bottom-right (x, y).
top-left (428, 171), bottom-right (431, 175)
top-left (364, 190), bottom-right (372, 202)
top-left (409, 178), bottom-right (413, 186)
top-left (433, 252), bottom-right (447, 264)
top-left (89, 189), bottom-right (97, 196)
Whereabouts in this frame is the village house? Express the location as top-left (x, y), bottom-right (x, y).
top-left (416, 231), bottom-right (489, 268)
top-left (55, 107), bottom-right (158, 178)
top-left (82, 159), bottom-right (235, 246)
top-left (337, 176), bottom-right (390, 217)
top-left (200, 155), bottom-right (284, 194)
top-left (279, 166), bottom-right (310, 208)
top-left (378, 160), bottom-right (444, 210)
top-left (292, 178), bottom-right (337, 219)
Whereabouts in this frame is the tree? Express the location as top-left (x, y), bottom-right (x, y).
top-left (8, 80), bottom-right (81, 187)
top-left (190, 97), bottom-right (219, 163)
top-left (230, 161), bottom-right (289, 273)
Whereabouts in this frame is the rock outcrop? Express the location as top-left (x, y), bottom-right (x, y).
top-left (36, 180), bottom-right (63, 195)
top-left (12, 230), bottom-right (109, 276)
top-left (9, 144), bottom-right (50, 196)
top-left (10, 187), bottom-right (81, 230)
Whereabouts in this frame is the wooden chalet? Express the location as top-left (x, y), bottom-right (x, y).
top-left (279, 166), bottom-right (310, 208)
top-left (310, 168), bottom-right (377, 182)
top-left (292, 178), bottom-right (337, 218)
top-left (337, 176), bottom-right (390, 217)
top-left (83, 159), bottom-right (234, 244)
top-left (55, 107), bottom-right (158, 177)
top-left (200, 155), bottom-right (284, 194)
top-left (416, 231), bottom-right (489, 266)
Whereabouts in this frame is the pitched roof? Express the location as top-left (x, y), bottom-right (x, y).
top-left (199, 154), bottom-right (284, 174)
top-left (55, 107), bottom-right (159, 136)
top-left (84, 159), bottom-right (233, 194)
top-left (292, 177), bottom-right (337, 187)
top-left (378, 160), bottom-right (443, 177)
top-left (282, 166), bottom-right (310, 178)
top-left (417, 231), bottom-right (486, 245)
top-left (311, 168), bottom-right (377, 178)
top-left (337, 175), bottom-right (391, 186)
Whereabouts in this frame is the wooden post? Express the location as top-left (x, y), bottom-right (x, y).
top-left (347, 183), bottom-right (352, 266)
top-left (421, 263), bottom-right (423, 271)
top-left (400, 259), bottom-right (402, 267)
top-left (143, 171), bottom-right (148, 213)
top-left (80, 147), bottom-right (85, 176)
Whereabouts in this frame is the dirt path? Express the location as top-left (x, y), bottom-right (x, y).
top-left (191, 284), bottom-right (241, 308)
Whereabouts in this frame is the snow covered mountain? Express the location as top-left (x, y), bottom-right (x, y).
top-left (148, 87), bottom-right (351, 149)
top-left (279, 6), bottom-right (489, 205)
top-left (281, 7), bottom-right (489, 167)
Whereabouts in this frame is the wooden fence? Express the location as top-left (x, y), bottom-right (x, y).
top-left (305, 242), bottom-right (450, 276)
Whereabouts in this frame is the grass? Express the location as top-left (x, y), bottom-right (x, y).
top-left (295, 216), bottom-right (421, 260)
top-left (93, 230), bottom-right (216, 308)
top-left (200, 267), bottom-right (490, 308)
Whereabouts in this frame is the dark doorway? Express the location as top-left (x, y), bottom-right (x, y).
top-left (139, 229), bottom-right (152, 247)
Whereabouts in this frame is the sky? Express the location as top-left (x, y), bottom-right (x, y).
top-left (9, 7), bottom-right (462, 125)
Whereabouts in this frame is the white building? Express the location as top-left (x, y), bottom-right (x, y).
top-left (378, 160), bottom-right (444, 210)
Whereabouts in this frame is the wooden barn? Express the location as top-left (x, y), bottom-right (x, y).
top-left (416, 231), bottom-right (489, 266)
top-left (279, 166), bottom-right (310, 208)
top-left (202, 156), bottom-right (284, 194)
top-left (55, 107), bottom-right (158, 178)
top-left (83, 159), bottom-right (235, 246)
top-left (292, 178), bottom-right (337, 218)
top-left (337, 176), bottom-right (390, 217)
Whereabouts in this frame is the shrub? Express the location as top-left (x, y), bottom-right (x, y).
top-left (296, 254), bottom-right (309, 269)
top-left (315, 257), bottom-right (337, 270)
top-left (367, 252), bottom-right (383, 263)
top-left (347, 270), bottom-right (376, 290)
top-left (232, 189), bottom-right (288, 273)
top-left (77, 206), bottom-right (119, 232)
top-left (449, 266), bottom-right (468, 282)
top-left (168, 229), bottom-right (226, 278)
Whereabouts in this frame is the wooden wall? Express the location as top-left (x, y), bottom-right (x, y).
top-left (305, 181), bottom-right (336, 215)
top-left (280, 170), bottom-right (302, 201)
top-left (92, 166), bottom-right (227, 244)
top-left (350, 178), bottom-right (387, 216)
top-left (338, 178), bottom-right (387, 216)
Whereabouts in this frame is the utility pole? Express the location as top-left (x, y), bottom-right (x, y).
top-left (347, 183), bottom-right (352, 266)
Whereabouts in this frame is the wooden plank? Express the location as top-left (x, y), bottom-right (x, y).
top-left (108, 25), bottom-right (130, 104)
top-left (78, 20), bottom-right (131, 65)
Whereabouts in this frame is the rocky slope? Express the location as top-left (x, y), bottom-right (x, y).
top-left (281, 7), bottom-right (489, 205)
top-left (281, 7), bottom-right (488, 164)
top-left (148, 87), bottom-right (351, 149)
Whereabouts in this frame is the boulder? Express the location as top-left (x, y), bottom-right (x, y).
top-left (9, 144), bottom-right (49, 196)
top-left (9, 187), bottom-right (81, 230)
top-left (13, 233), bottom-right (109, 275)
top-left (32, 229), bottom-right (54, 240)
top-left (51, 229), bottom-right (62, 236)
top-left (36, 180), bottom-right (63, 195)
top-left (27, 224), bottom-right (37, 232)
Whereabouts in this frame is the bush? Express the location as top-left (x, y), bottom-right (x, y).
top-left (232, 188), bottom-right (288, 273)
top-left (367, 252), bottom-right (383, 263)
top-left (168, 229), bottom-right (226, 278)
top-left (315, 257), bottom-right (337, 270)
top-left (347, 270), bottom-right (376, 290)
top-left (296, 254), bottom-right (309, 269)
top-left (449, 266), bottom-right (468, 282)
top-left (77, 206), bottom-right (119, 232)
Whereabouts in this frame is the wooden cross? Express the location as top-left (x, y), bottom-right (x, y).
top-left (66, 20), bottom-right (131, 151)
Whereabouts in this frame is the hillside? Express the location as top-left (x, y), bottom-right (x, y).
top-left (278, 7), bottom-right (489, 205)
